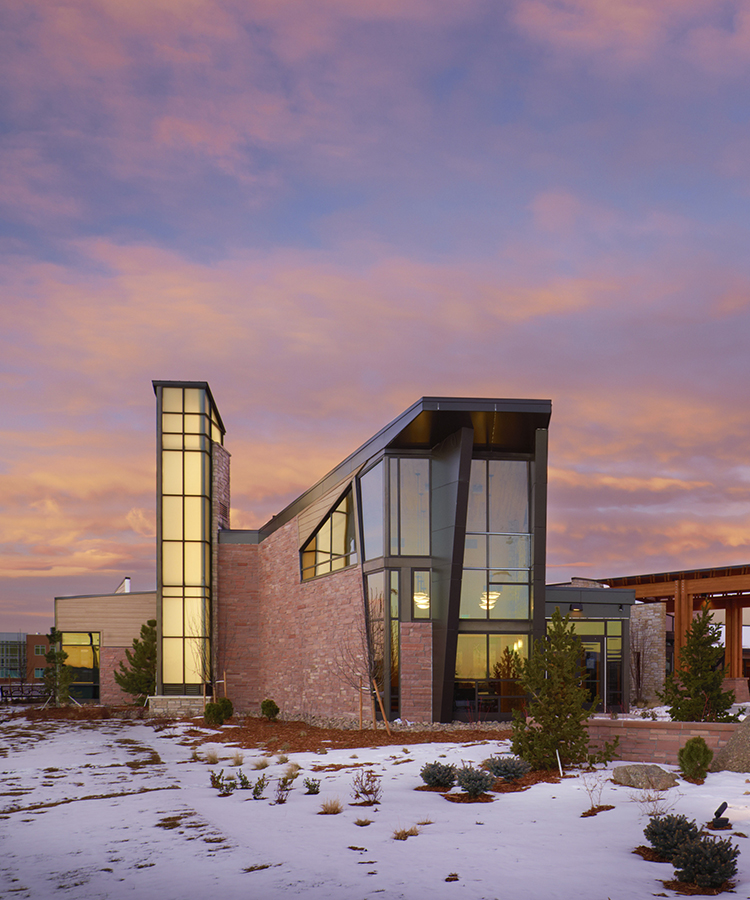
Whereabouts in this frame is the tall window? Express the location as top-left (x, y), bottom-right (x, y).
top-left (460, 459), bottom-right (531, 620)
top-left (389, 458), bottom-right (430, 555)
top-left (157, 384), bottom-right (222, 694)
top-left (359, 461), bottom-right (384, 560)
top-left (301, 489), bottom-right (357, 580)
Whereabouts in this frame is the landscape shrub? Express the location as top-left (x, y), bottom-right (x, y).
top-left (419, 761), bottom-right (456, 789)
top-left (274, 774), bottom-right (295, 804)
top-left (644, 814), bottom-right (699, 861)
top-left (510, 609), bottom-right (618, 769)
top-left (456, 765), bottom-right (495, 798)
top-left (351, 769), bottom-right (382, 805)
top-left (303, 777), bottom-right (321, 795)
top-left (204, 702), bottom-right (225, 727)
top-left (658, 603), bottom-right (739, 722)
top-left (678, 736), bottom-right (713, 781)
top-left (672, 834), bottom-right (740, 888)
top-left (483, 756), bottom-right (530, 781)
top-left (261, 698), bottom-right (280, 721)
top-left (216, 697), bottom-right (233, 721)
top-left (252, 774), bottom-right (268, 800)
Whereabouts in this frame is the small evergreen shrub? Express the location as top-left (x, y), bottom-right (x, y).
top-left (644, 815), bottom-right (700, 861)
top-left (420, 761), bottom-right (456, 789)
top-left (237, 769), bottom-right (251, 790)
top-left (672, 834), bottom-right (740, 888)
top-left (303, 777), bottom-right (321, 795)
top-left (483, 756), bottom-right (531, 781)
top-left (456, 765), bottom-right (495, 798)
top-left (217, 697), bottom-right (233, 721)
top-left (678, 736), bottom-right (713, 781)
top-left (204, 702), bottom-right (225, 727)
top-left (261, 698), bottom-right (280, 721)
top-left (252, 774), bottom-right (268, 800)
top-left (275, 774), bottom-right (294, 804)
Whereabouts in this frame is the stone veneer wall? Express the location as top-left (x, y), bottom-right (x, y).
top-left (99, 647), bottom-right (133, 705)
top-left (399, 622), bottom-right (433, 722)
top-left (586, 719), bottom-right (736, 764)
top-left (258, 520), bottom-right (366, 720)
top-left (216, 542), bottom-right (261, 710)
top-left (217, 521), bottom-right (367, 719)
top-left (630, 602), bottom-right (666, 704)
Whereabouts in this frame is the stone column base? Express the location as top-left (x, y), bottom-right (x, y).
top-left (722, 677), bottom-right (750, 703)
top-left (148, 696), bottom-right (206, 717)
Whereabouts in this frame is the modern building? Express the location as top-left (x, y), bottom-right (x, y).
top-left (0, 632), bottom-right (50, 701)
top-left (151, 381), bottom-right (551, 723)
top-left (53, 380), bottom-right (642, 719)
top-left (56, 577), bottom-right (156, 702)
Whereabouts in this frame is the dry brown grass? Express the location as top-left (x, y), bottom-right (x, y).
top-left (392, 825), bottom-right (420, 840)
top-left (318, 798), bottom-right (343, 815)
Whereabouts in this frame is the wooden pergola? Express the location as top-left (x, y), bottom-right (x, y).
top-left (600, 565), bottom-right (750, 694)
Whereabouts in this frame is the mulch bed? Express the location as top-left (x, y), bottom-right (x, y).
top-left (660, 880), bottom-right (735, 896)
top-left (189, 716), bottom-right (510, 754)
top-left (442, 792), bottom-right (495, 803)
top-left (633, 845), bottom-right (669, 863)
top-left (580, 804), bottom-right (615, 817)
top-left (491, 769), bottom-right (561, 793)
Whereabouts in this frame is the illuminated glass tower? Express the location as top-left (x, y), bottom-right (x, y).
top-left (153, 381), bottom-right (226, 695)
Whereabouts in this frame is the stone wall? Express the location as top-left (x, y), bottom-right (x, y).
top-left (217, 521), bottom-right (367, 720)
top-left (630, 602), bottom-right (666, 704)
top-left (216, 542), bottom-right (261, 710)
top-left (99, 647), bottom-right (132, 705)
top-left (149, 696), bottom-right (206, 717)
top-left (587, 718), bottom-right (737, 764)
top-left (258, 521), bottom-right (366, 721)
top-left (399, 621), bottom-right (433, 721)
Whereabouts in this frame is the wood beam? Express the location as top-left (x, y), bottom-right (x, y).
top-left (725, 603), bottom-right (743, 679)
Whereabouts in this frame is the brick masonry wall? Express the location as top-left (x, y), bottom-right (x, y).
top-left (400, 621), bottom-right (433, 722)
top-left (586, 719), bottom-right (737, 764)
top-left (100, 647), bottom-right (133, 705)
top-left (216, 542), bottom-right (261, 711)
top-left (631, 602), bottom-right (666, 703)
top-left (257, 521), bottom-right (366, 721)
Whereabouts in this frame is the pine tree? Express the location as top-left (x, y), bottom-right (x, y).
top-left (114, 619), bottom-right (157, 703)
top-left (659, 603), bottom-right (738, 722)
top-left (43, 627), bottom-right (74, 707)
top-left (510, 609), bottom-right (599, 769)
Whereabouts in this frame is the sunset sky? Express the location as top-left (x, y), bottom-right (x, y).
top-left (3, 0), bottom-right (750, 633)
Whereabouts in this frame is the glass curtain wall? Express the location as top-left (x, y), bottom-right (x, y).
top-left (461, 459), bottom-right (531, 620)
top-left (455, 458), bottom-right (532, 720)
top-left (158, 385), bottom-right (222, 695)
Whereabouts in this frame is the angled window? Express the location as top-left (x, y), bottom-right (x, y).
top-left (301, 489), bottom-right (357, 581)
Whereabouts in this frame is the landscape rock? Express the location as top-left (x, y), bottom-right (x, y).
top-left (611, 764), bottom-right (678, 789)
top-left (710, 718), bottom-right (747, 772)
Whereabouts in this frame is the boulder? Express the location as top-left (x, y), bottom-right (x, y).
top-left (710, 718), bottom-right (747, 772)
top-left (611, 764), bottom-right (678, 789)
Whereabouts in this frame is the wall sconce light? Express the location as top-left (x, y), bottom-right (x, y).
top-left (569, 602), bottom-right (582, 613)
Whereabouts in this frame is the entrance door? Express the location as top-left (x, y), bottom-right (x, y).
top-left (581, 639), bottom-right (604, 709)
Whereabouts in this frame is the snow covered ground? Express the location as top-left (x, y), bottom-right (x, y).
top-left (2, 710), bottom-right (750, 900)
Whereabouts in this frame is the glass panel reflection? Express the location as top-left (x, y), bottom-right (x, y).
top-left (300, 489), bottom-right (357, 580)
top-left (489, 534), bottom-right (530, 568)
top-left (487, 584), bottom-right (529, 619)
top-left (488, 460), bottom-right (529, 533)
top-left (360, 462), bottom-right (384, 560)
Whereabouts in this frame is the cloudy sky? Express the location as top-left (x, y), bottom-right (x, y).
top-left (3, 0), bottom-right (750, 632)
